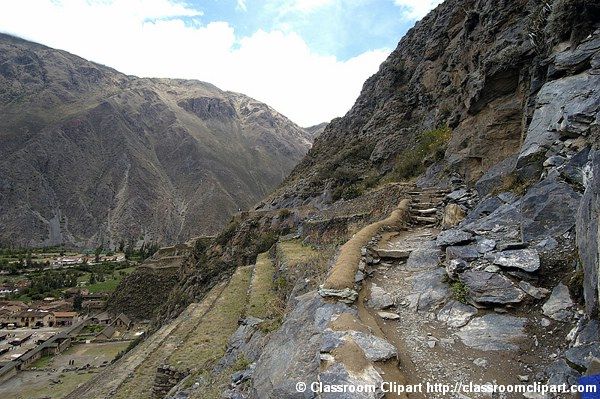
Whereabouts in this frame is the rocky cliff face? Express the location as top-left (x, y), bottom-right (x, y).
top-left (268, 0), bottom-right (599, 207)
top-left (0, 34), bottom-right (312, 248)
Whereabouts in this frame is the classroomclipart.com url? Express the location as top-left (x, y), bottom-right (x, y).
top-left (294, 381), bottom-right (597, 396)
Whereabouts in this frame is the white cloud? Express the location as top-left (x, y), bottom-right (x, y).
top-left (393, 0), bottom-right (443, 20)
top-left (0, 0), bottom-right (388, 126)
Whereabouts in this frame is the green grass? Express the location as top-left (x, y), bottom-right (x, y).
top-left (112, 283), bottom-right (228, 399)
top-left (451, 281), bottom-right (470, 304)
top-left (1, 371), bottom-right (93, 399)
top-left (247, 253), bottom-right (283, 333)
top-left (76, 267), bottom-right (135, 293)
top-left (277, 240), bottom-right (320, 267)
top-left (31, 354), bottom-right (53, 369)
top-left (168, 265), bottom-right (253, 371)
top-left (247, 253), bottom-right (278, 320)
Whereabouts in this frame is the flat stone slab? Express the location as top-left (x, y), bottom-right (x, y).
top-left (564, 343), bottom-right (600, 369)
top-left (321, 330), bottom-right (398, 362)
top-left (436, 229), bottom-right (473, 247)
top-left (373, 248), bottom-right (411, 259)
top-left (488, 249), bottom-right (540, 272)
top-left (446, 245), bottom-right (480, 261)
top-left (367, 284), bottom-right (394, 310)
top-left (518, 281), bottom-right (550, 300)
top-left (408, 269), bottom-right (450, 311)
top-left (406, 247), bottom-right (441, 270)
top-left (457, 314), bottom-right (527, 351)
top-left (437, 300), bottom-right (478, 328)
top-left (461, 270), bottom-right (525, 305)
top-left (542, 283), bottom-right (574, 321)
top-left (377, 311), bottom-right (400, 320)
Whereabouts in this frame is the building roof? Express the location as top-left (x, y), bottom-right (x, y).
top-left (15, 310), bottom-right (53, 318)
top-left (53, 312), bottom-right (77, 318)
top-left (115, 313), bottom-right (132, 326)
top-left (93, 311), bottom-right (111, 321)
top-left (97, 325), bottom-right (115, 339)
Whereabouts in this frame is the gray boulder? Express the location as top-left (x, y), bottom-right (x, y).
top-left (547, 359), bottom-right (581, 387)
top-left (519, 177), bottom-right (582, 242)
top-left (461, 270), bottom-right (525, 305)
top-left (446, 245), bottom-right (480, 261)
top-left (367, 284), bottom-right (394, 310)
top-left (321, 330), bottom-right (397, 362)
top-left (561, 147), bottom-right (591, 186)
top-left (406, 247), bottom-right (441, 270)
top-left (542, 283), bottom-right (574, 321)
top-left (488, 249), bottom-right (540, 272)
top-left (436, 229), bottom-right (473, 247)
top-left (576, 149), bottom-right (600, 317)
top-left (252, 292), bottom-right (351, 398)
top-left (476, 238), bottom-right (496, 254)
top-left (517, 71), bottom-right (600, 171)
top-left (319, 363), bottom-right (384, 399)
top-left (457, 314), bottom-right (527, 351)
top-left (463, 196), bottom-right (505, 223)
top-left (475, 155), bottom-right (517, 197)
top-left (437, 300), bottom-right (478, 328)
top-left (575, 319), bottom-right (600, 346)
top-left (565, 343), bottom-right (600, 370)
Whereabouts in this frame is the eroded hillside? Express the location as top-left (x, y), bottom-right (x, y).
top-left (0, 34), bottom-right (312, 248)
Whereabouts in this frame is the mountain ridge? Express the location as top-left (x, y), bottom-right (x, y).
top-left (0, 33), bottom-right (312, 248)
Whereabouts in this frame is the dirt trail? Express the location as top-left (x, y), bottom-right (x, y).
top-left (354, 190), bottom-right (535, 399)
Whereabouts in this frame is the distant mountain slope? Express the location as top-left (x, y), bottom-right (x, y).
top-left (303, 122), bottom-right (328, 139)
top-left (0, 34), bottom-right (312, 248)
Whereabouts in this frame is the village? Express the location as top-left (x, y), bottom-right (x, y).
top-left (0, 245), bottom-right (157, 397)
top-left (0, 298), bottom-right (147, 398)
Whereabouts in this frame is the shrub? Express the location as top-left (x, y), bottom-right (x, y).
top-left (216, 220), bottom-right (240, 246)
top-left (451, 280), bottom-right (470, 304)
top-left (391, 126), bottom-right (452, 181)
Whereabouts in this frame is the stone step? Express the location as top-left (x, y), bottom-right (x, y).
top-left (411, 208), bottom-right (437, 215)
top-left (373, 248), bottom-right (411, 260)
top-left (411, 202), bottom-right (436, 209)
top-left (413, 216), bottom-right (437, 224)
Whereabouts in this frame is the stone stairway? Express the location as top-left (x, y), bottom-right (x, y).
top-left (406, 188), bottom-right (449, 226)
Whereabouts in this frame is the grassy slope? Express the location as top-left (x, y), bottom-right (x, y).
top-left (168, 265), bottom-right (253, 371)
top-left (111, 281), bottom-right (228, 399)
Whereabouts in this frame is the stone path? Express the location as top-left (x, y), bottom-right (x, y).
top-left (354, 188), bottom-right (568, 399)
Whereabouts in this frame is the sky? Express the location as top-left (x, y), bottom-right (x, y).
top-left (0, 0), bottom-right (443, 126)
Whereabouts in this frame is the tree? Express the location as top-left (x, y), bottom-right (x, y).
top-left (94, 245), bottom-right (103, 263)
top-left (73, 294), bottom-right (83, 311)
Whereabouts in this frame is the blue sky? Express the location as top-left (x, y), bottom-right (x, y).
top-left (0, 0), bottom-right (443, 125)
top-left (195, 0), bottom-right (418, 61)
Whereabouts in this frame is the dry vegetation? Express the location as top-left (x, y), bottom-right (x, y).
top-left (322, 199), bottom-right (410, 290)
top-left (167, 266), bottom-right (253, 372)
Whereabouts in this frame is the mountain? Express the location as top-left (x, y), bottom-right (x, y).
top-left (267, 0), bottom-right (599, 208)
top-left (6, 0), bottom-right (600, 398)
top-left (0, 33), bottom-right (312, 248)
top-left (303, 122), bottom-right (328, 139)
